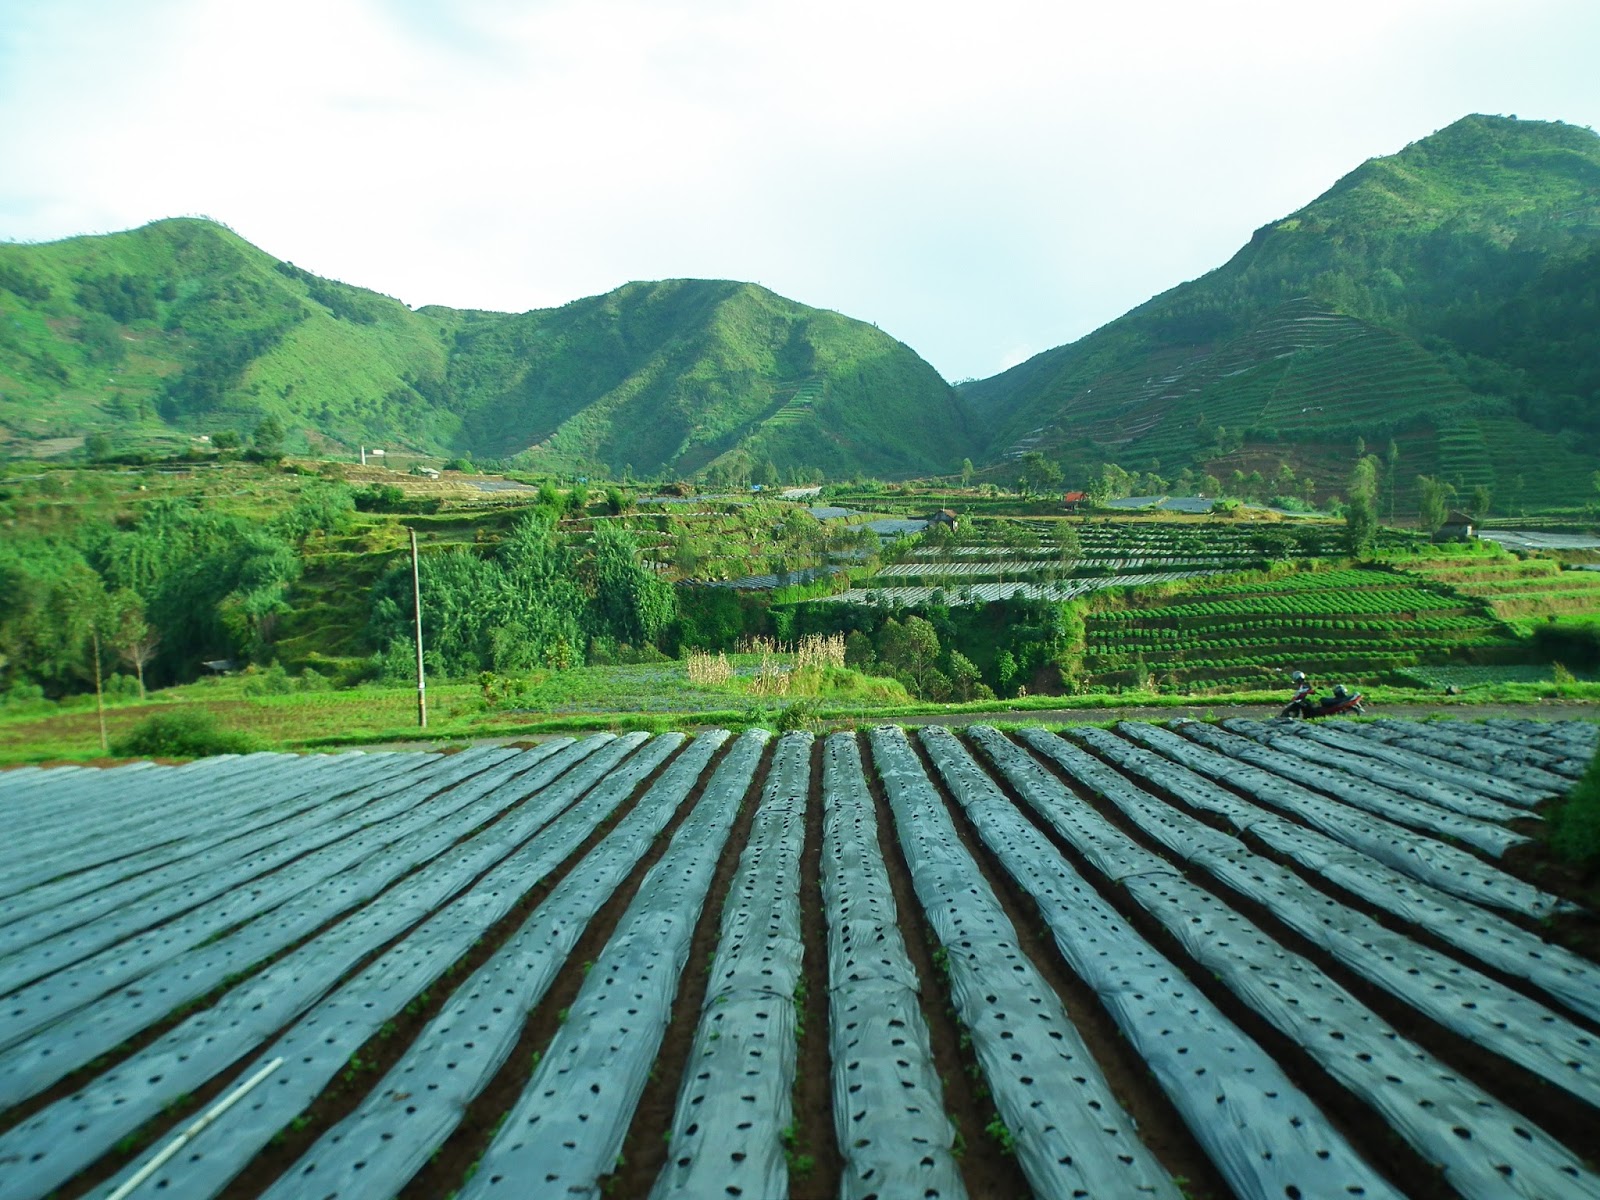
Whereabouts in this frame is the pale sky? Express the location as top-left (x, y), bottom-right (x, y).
top-left (2, 0), bottom-right (1597, 381)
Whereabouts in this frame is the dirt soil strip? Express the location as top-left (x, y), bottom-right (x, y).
top-left (788, 735), bottom-right (844, 1200)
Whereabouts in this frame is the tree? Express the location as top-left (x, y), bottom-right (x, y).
top-left (946, 650), bottom-right (984, 702)
top-left (960, 458), bottom-right (974, 487)
top-left (252, 415), bottom-right (286, 460)
top-left (211, 429), bottom-right (241, 451)
top-left (1416, 475), bottom-right (1455, 534)
top-left (588, 522), bottom-right (676, 648)
top-left (1020, 452), bottom-right (1063, 495)
top-left (1384, 440), bottom-right (1400, 519)
top-left (1344, 454), bottom-right (1380, 557)
top-left (1469, 484), bottom-right (1493, 521)
top-left (107, 588), bottom-right (158, 701)
top-left (878, 615), bottom-right (941, 696)
top-left (84, 432), bottom-right (114, 461)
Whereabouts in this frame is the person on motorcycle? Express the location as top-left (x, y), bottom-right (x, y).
top-left (1280, 672), bottom-right (1365, 718)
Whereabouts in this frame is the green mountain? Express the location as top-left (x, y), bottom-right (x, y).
top-left (0, 219), bottom-right (968, 479)
top-left (964, 115), bottom-right (1600, 507)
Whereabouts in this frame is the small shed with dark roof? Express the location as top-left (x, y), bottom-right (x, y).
top-left (1433, 510), bottom-right (1477, 543)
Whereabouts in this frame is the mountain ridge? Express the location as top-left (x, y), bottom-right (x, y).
top-left (0, 219), bottom-right (969, 479)
top-left (3, 113), bottom-right (1598, 501)
top-left (960, 114), bottom-right (1600, 506)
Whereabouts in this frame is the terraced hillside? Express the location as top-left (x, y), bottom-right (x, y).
top-left (1084, 566), bottom-right (1519, 689)
top-left (824, 518), bottom-right (1342, 608)
top-left (964, 116), bottom-right (1600, 507)
top-left (0, 718), bottom-right (1596, 1200)
top-left (1394, 553), bottom-right (1600, 625)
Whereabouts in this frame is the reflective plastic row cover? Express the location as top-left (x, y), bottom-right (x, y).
top-left (820, 733), bottom-right (966, 1200)
top-left (870, 725), bottom-right (1182, 1200)
top-left (649, 733), bottom-right (813, 1200)
top-left (2, 735), bottom-right (650, 1199)
top-left (959, 726), bottom-right (1600, 1200)
top-left (929, 725), bottom-right (1401, 1200)
top-left (1012, 728), bottom-right (1600, 1109)
top-left (447, 730), bottom-right (769, 1200)
top-left (1175, 720), bottom-right (1531, 858)
top-left (1122, 721), bottom-right (1569, 916)
top-left (1082, 725), bottom-right (1600, 1025)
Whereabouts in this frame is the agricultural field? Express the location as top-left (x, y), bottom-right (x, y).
top-left (1392, 554), bottom-right (1600, 626)
top-left (1084, 566), bottom-right (1522, 689)
top-left (1, 717), bottom-right (1597, 1199)
top-left (823, 518), bottom-right (1345, 608)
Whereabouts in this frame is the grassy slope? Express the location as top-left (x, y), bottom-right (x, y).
top-left (0, 219), bottom-right (456, 449)
top-left (439, 279), bottom-right (968, 478)
top-left (965, 116), bottom-right (1600, 506)
top-left (1, 224), bottom-right (966, 479)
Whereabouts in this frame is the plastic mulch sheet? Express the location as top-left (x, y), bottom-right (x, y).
top-left (1174, 721), bottom-right (1529, 857)
top-left (248, 732), bottom-right (763, 1200)
top-left (1223, 719), bottom-right (1532, 822)
top-left (1, 734), bottom-right (656, 1200)
top-left (871, 725), bottom-right (1181, 1200)
top-left (1015, 728), bottom-right (1600, 1108)
top-left (959, 727), bottom-right (1599, 1200)
top-left (821, 733), bottom-right (965, 1200)
top-left (1121, 721), bottom-right (1571, 916)
top-left (649, 732), bottom-right (812, 1200)
top-left (1080, 725), bottom-right (1600, 1025)
top-left (95, 732), bottom-right (684, 1200)
top-left (1340, 722), bottom-right (1569, 796)
top-left (927, 725), bottom-right (1402, 1200)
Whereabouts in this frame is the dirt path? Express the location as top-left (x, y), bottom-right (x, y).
top-left (357, 701), bottom-right (1600, 754)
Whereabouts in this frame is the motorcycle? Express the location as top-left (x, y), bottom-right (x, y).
top-left (1279, 680), bottom-right (1367, 719)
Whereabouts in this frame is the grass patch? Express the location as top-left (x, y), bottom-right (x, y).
top-left (111, 708), bottom-right (264, 758)
top-left (1549, 750), bottom-right (1600, 874)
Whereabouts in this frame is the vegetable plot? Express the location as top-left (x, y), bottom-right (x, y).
top-left (0, 718), bottom-right (1596, 1200)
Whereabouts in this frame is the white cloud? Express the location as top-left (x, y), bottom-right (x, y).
top-left (2, 0), bottom-right (1597, 379)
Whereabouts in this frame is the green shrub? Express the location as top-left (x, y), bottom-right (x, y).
top-left (1549, 750), bottom-right (1600, 873)
top-left (242, 663), bottom-right (295, 696)
top-left (112, 709), bottom-right (262, 759)
top-left (776, 697), bottom-right (821, 733)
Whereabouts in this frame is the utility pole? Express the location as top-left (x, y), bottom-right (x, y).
top-left (91, 629), bottom-right (109, 754)
top-left (410, 527), bottom-right (427, 729)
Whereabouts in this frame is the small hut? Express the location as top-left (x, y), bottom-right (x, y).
top-left (1433, 510), bottom-right (1477, 543)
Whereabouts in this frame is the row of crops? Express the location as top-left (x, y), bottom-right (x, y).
top-left (0, 717), bottom-right (1596, 1198)
top-left (821, 570), bottom-right (1213, 607)
top-left (1084, 567), bottom-right (1517, 686)
top-left (834, 520), bottom-right (1341, 607)
top-left (1392, 554), bottom-right (1600, 623)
